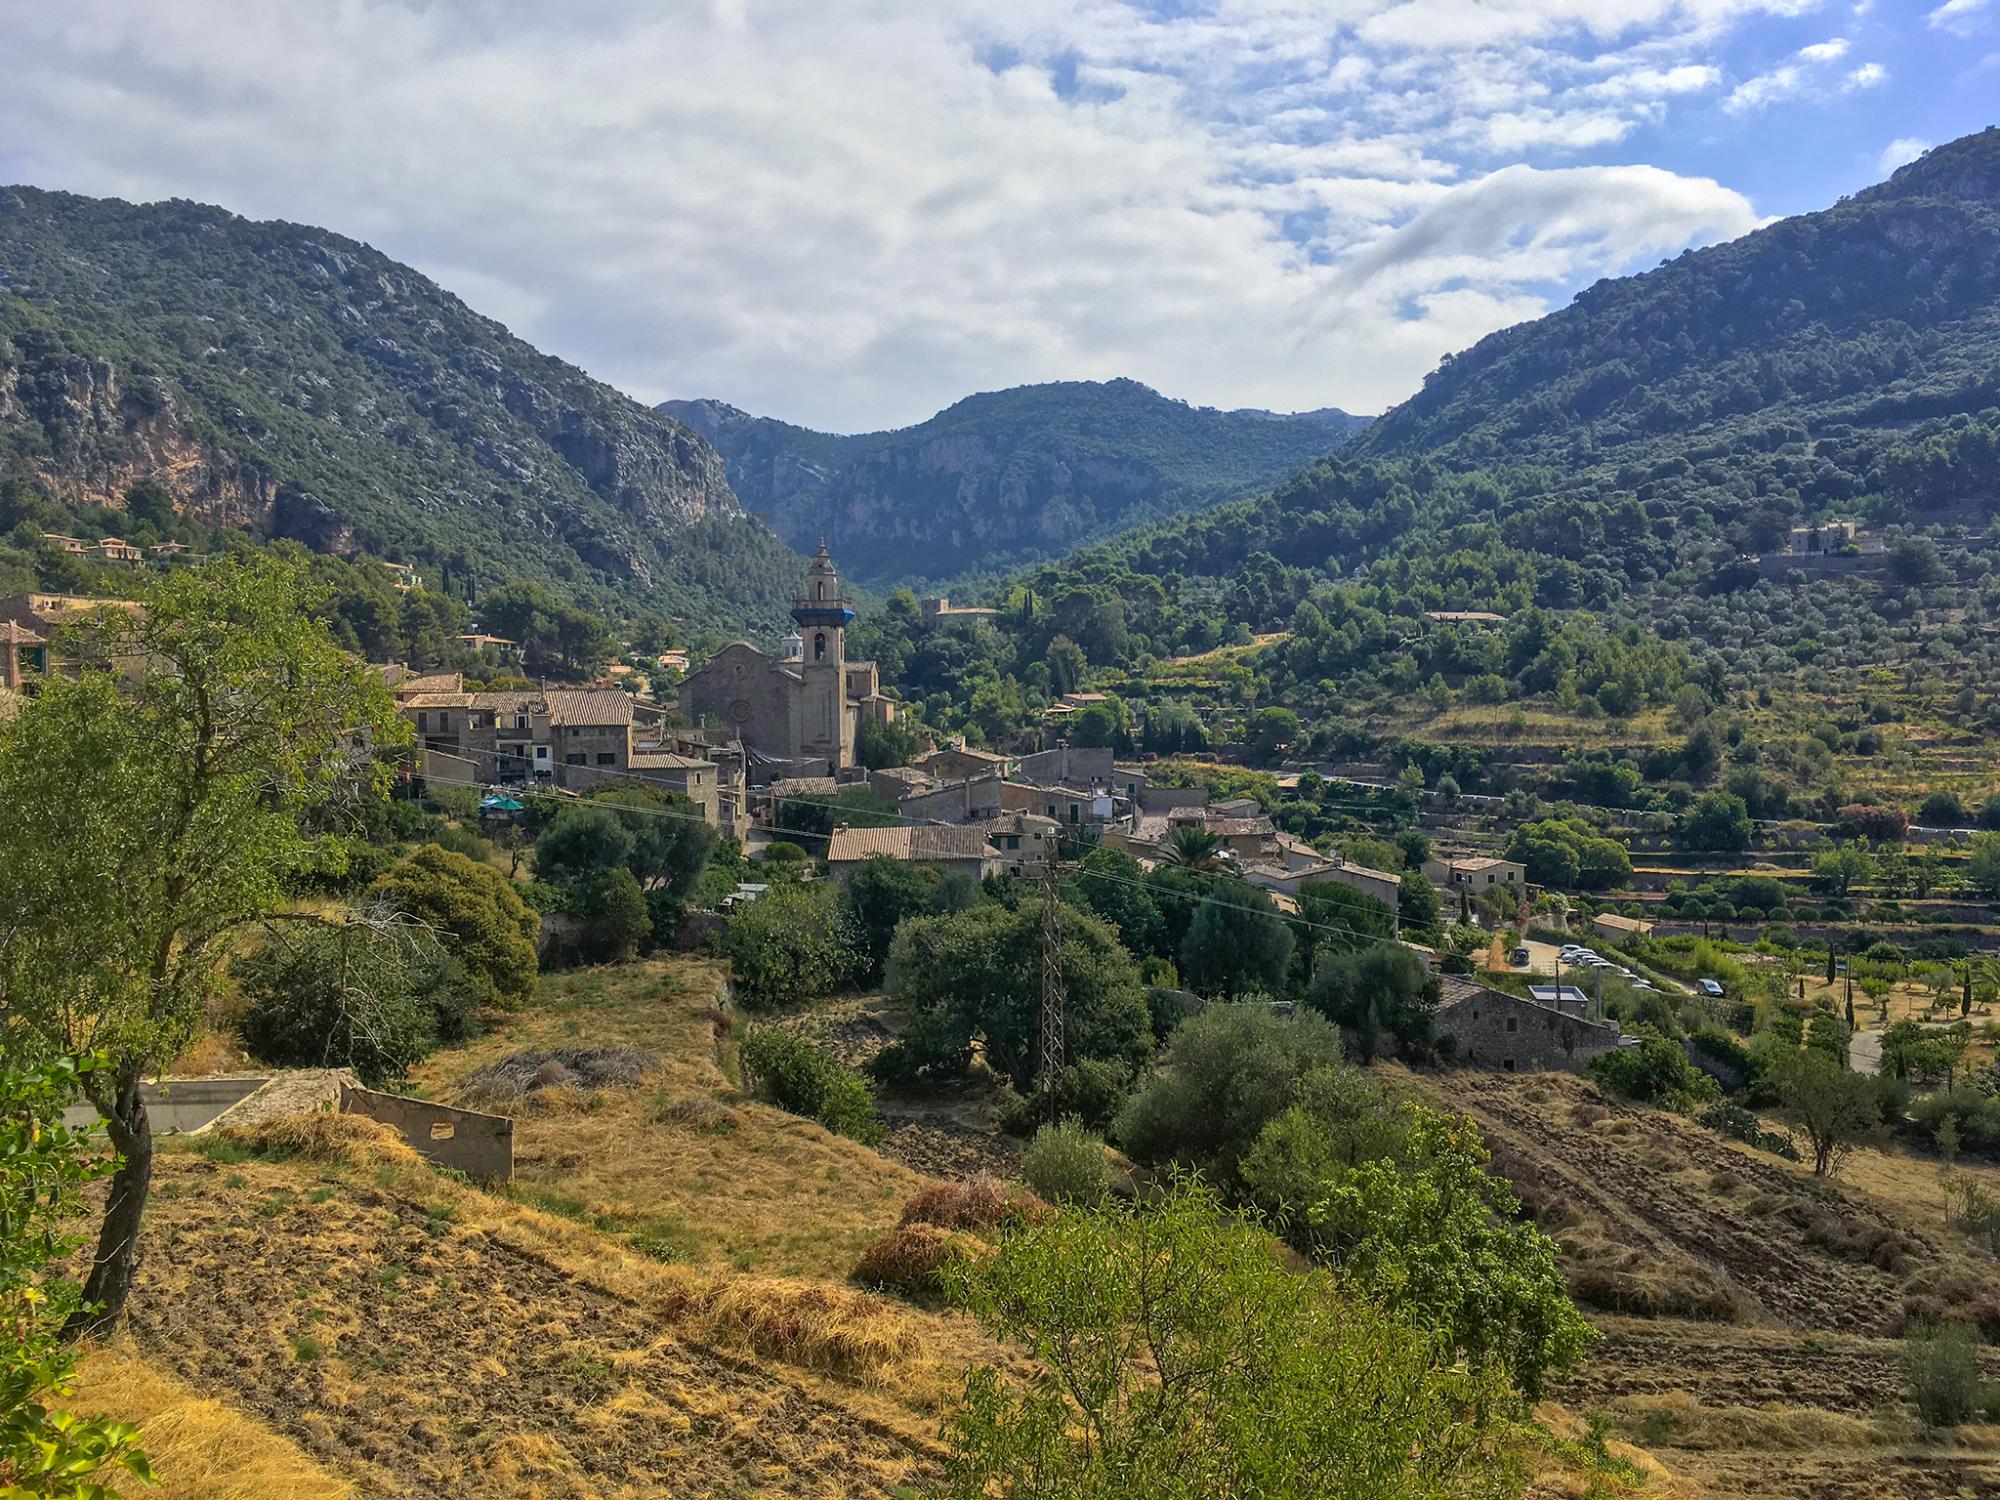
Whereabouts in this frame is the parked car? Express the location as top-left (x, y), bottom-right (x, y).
top-left (1699, 978), bottom-right (1725, 998)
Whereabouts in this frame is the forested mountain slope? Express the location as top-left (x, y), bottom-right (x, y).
top-left (662, 379), bottom-right (1367, 587)
top-left (0, 187), bottom-right (803, 629)
top-left (1047, 127), bottom-right (2000, 605)
top-left (1364, 127), bottom-right (2000, 480)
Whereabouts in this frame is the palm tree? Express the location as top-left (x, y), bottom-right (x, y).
top-left (1165, 826), bottom-right (1222, 872)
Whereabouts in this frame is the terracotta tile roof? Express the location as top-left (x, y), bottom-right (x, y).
top-left (388, 669), bottom-right (463, 695)
top-left (772, 776), bottom-right (841, 797)
top-left (545, 689), bottom-right (635, 727)
top-left (826, 825), bottom-right (998, 863)
top-left (401, 692), bottom-right (473, 710)
top-left (628, 752), bottom-right (711, 771)
top-left (1208, 818), bottom-right (1276, 837)
top-left (0, 620), bottom-right (46, 646)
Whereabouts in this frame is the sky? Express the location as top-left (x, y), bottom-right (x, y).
top-left (0, 1), bottom-right (1995, 433)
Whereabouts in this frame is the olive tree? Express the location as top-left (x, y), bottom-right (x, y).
top-left (939, 1179), bottom-right (1511, 1498)
top-left (0, 557), bottom-right (402, 1334)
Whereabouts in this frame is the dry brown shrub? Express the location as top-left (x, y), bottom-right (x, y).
top-left (1901, 1266), bottom-right (2000, 1339)
top-left (216, 1112), bottom-right (418, 1168)
top-left (1709, 1169), bottom-right (1741, 1192)
top-left (1571, 1102), bottom-right (1609, 1127)
top-left (899, 1175), bottom-right (1050, 1232)
top-left (650, 1094), bottom-right (740, 1133)
top-left (851, 1225), bottom-right (985, 1297)
top-left (698, 1276), bottom-right (919, 1376)
top-left (1567, 1264), bottom-right (1747, 1321)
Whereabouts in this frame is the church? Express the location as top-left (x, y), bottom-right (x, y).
top-left (677, 541), bottom-right (897, 777)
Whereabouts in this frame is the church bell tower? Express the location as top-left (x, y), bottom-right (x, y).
top-left (791, 538), bottom-right (855, 767)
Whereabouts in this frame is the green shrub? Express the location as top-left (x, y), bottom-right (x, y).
top-left (370, 844), bottom-right (539, 1010)
top-left (238, 924), bottom-right (478, 1086)
top-left (722, 882), bottom-right (859, 1011)
top-left (1021, 1121), bottom-right (1112, 1206)
top-left (739, 1026), bottom-right (883, 1144)
top-left (1114, 1004), bottom-right (1343, 1190)
top-left (1902, 1321), bottom-right (1983, 1427)
top-left (565, 865), bottom-right (651, 964)
top-left (1588, 1034), bottom-right (1712, 1109)
top-left (997, 1058), bottom-right (1132, 1136)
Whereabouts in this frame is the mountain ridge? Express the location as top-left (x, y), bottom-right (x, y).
top-left (662, 377), bottom-right (1369, 587)
top-left (0, 186), bottom-right (804, 629)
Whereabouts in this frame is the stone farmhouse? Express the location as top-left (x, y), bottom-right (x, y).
top-left (1423, 852), bottom-right (1527, 894)
top-left (677, 542), bottom-right (896, 779)
top-left (1432, 975), bottom-right (1631, 1073)
top-left (824, 825), bottom-right (1002, 884)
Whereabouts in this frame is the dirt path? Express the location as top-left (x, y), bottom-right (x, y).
top-left (129, 1154), bottom-right (931, 1499)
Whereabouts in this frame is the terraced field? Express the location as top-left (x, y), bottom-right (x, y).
top-left (1420, 1069), bottom-right (2000, 1498)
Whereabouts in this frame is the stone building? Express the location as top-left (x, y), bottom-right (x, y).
top-left (824, 825), bottom-right (1001, 884)
top-left (1432, 976), bottom-right (1629, 1073)
top-left (677, 541), bottom-right (895, 777)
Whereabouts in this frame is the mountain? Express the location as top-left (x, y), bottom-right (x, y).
top-left (660, 379), bottom-right (1369, 587)
top-left (1360, 128), bottom-right (2000, 481)
top-left (0, 187), bottom-right (804, 630)
top-left (1045, 126), bottom-right (2000, 600)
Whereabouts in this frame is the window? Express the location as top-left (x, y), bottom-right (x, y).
top-left (565, 753), bottom-right (584, 765)
top-left (1504, 1017), bottom-right (1517, 1033)
top-left (417, 712), bottom-right (428, 732)
top-left (814, 632), bottom-right (827, 660)
top-left (1502, 1059), bottom-right (1515, 1072)
top-left (514, 713), bottom-right (527, 729)
top-left (596, 752), bottom-right (616, 765)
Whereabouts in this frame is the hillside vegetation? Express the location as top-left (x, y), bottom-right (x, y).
top-left (0, 186), bottom-right (803, 630)
top-left (664, 379), bottom-right (1366, 587)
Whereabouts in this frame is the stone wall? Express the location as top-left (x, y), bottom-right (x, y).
top-left (341, 1086), bottom-right (514, 1181)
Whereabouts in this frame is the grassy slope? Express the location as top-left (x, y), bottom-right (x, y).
top-left (404, 958), bottom-right (925, 1278)
top-left (108, 955), bottom-right (1003, 1499)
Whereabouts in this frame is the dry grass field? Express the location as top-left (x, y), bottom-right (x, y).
top-left (406, 958), bottom-right (926, 1279)
top-left (1412, 1067), bottom-right (2000, 1498)
top-left (78, 956), bottom-right (1006, 1499)
top-left (69, 1343), bottom-right (354, 1500)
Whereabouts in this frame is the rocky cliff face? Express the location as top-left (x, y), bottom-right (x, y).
top-left (663, 378), bottom-right (1369, 586)
top-left (0, 187), bottom-right (801, 629)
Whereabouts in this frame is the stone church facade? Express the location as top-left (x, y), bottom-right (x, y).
top-left (678, 541), bottom-right (895, 777)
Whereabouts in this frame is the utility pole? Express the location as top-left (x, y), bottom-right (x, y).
top-left (1038, 829), bottom-right (1067, 1124)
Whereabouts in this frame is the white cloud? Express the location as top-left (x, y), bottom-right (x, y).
top-left (1929, 0), bottom-right (1991, 35)
top-left (1724, 34), bottom-right (1884, 113)
top-left (0, 0), bottom-right (1797, 429)
top-left (1878, 137), bottom-right (1934, 174)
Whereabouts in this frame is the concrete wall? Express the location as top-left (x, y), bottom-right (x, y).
top-left (341, 1085), bottom-right (513, 1181)
top-left (61, 1077), bottom-right (271, 1135)
top-left (1139, 785), bottom-right (1209, 814)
